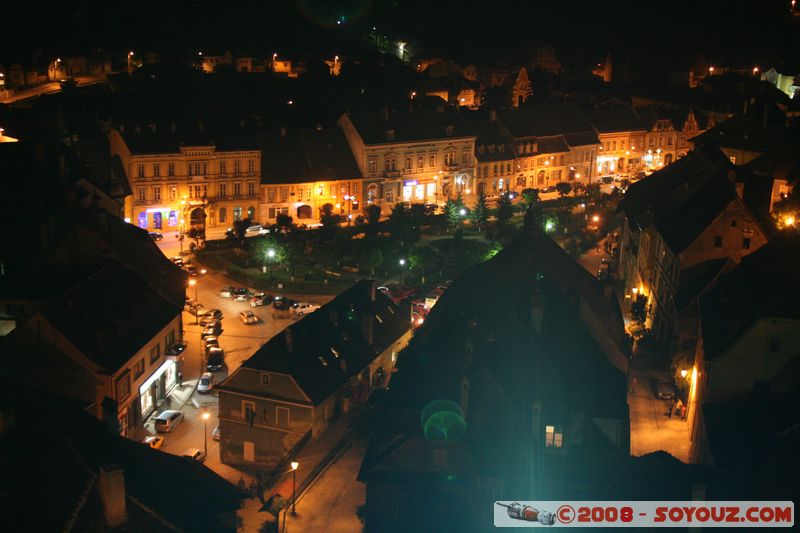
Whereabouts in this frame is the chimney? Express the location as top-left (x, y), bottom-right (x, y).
top-left (170, 121), bottom-right (176, 132)
top-left (382, 107), bottom-right (389, 120)
top-left (284, 328), bottom-right (293, 353)
top-left (489, 109), bottom-right (496, 121)
top-left (99, 464), bottom-right (127, 527)
top-left (280, 127), bottom-right (287, 138)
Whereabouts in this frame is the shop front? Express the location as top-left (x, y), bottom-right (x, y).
top-left (136, 207), bottom-right (180, 230)
top-left (139, 359), bottom-right (178, 420)
top-left (401, 178), bottom-right (438, 204)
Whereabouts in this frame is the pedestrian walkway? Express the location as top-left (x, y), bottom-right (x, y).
top-left (628, 344), bottom-right (691, 462)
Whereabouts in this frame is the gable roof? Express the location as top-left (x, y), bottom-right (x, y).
top-left (0, 380), bottom-right (246, 532)
top-left (619, 146), bottom-right (741, 254)
top-left (497, 101), bottom-right (598, 139)
top-left (462, 111), bottom-right (515, 162)
top-left (39, 261), bottom-right (181, 373)
top-left (261, 128), bottom-right (362, 185)
top-left (587, 106), bottom-right (646, 133)
top-left (700, 234), bottom-right (800, 360)
top-left (230, 280), bottom-right (410, 404)
top-left (344, 107), bottom-right (475, 145)
top-left (676, 257), bottom-right (731, 312)
top-left (689, 102), bottom-right (800, 154)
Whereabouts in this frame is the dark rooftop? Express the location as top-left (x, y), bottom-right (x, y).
top-left (232, 280), bottom-right (410, 404)
top-left (39, 260), bottom-right (181, 373)
top-left (261, 128), bottom-right (362, 185)
top-left (343, 106), bottom-right (475, 145)
top-left (700, 233), bottom-right (800, 360)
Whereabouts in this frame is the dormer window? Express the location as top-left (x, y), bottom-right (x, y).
top-left (261, 373), bottom-right (271, 385)
top-left (387, 129), bottom-right (395, 141)
top-left (445, 125), bottom-right (454, 137)
top-left (488, 145), bottom-right (495, 153)
top-left (478, 145), bottom-right (485, 154)
top-left (499, 144), bottom-right (504, 153)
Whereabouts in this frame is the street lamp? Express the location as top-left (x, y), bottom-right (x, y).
top-left (290, 461), bottom-right (299, 515)
top-left (202, 412), bottom-right (210, 456)
top-left (592, 215), bottom-right (600, 223)
top-left (680, 369), bottom-right (689, 379)
top-left (189, 279), bottom-right (198, 324)
top-left (53, 58), bottom-right (62, 82)
top-left (459, 208), bottom-right (466, 216)
top-left (127, 51), bottom-right (134, 74)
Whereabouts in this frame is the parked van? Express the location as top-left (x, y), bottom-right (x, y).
top-left (154, 410), bottom-right (185, 433)
top-left (245, 224), bottom-right (269, 237)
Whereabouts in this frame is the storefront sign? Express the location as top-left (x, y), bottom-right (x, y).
top-left (403, 179), bottom-right (418, 186)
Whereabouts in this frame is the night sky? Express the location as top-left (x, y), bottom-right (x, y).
top-left (4, 0), bottom-right (798, 69)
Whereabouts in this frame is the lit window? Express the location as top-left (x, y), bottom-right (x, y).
top-left (261, 373), bottom-right (270, 385)
top-left (545, 425), bottom-right (563, 448)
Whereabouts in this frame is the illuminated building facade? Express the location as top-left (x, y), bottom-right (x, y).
top-left (109, 124), bottom-right (261, 233)
top-left (338, 107), bottom-right (475, 206)
top-left (588, 105), bottom-right (648, 176)
top-left (261, 128), bottom-right (363, 223)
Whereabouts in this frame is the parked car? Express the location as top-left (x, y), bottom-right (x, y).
top-left (205, 309), bottom-right (223, 320)
top-left (165, 341), bottom-right (187, 356)
top-left (184, 265), bottom-right (200, 277)
top-left (290, 302), bottom-right (320, 317)
top-left (206, 347), bottom-right (225, 371)
top-left (172, 256), bottom-right (184, 267)
top-left (154, 410), bottom-right (184, 433)
top-left (212, 425), bottom-right (220, 441)
top-left (197, 372), bottom-right (215, 394)
top-left (142, 435), bottom-right (165, 449)
top-left (201, 321), bottom-right (222, 338)
top-left (182, 448), bottom-right (206, 463)
top-left (202, 336), bottom-right (219, 353)
top-left (597, 263), bottom-right (610, 281)
top-left (411, 311), bottom-right (425, 328)
top-left (199, 314), bottom-right (219, 327)
top-left (272, 296), bottom-right (294, 319)
top-left (149, 232), bottom-right (164, 241)
top-left (187, 303), bottom-right (206, 317)
top-left (239, 310), bottom-right (259, 324)
top-left (218, 286), bottom-right (233, 298)
top-left (232, 288), bottom-right (252, 301)
top-left (656, 376), bottom-right (676, 400)
top-left (245, 224), bottom-right (270, 236)
top-left (250, 293), bottom-right (273, 307)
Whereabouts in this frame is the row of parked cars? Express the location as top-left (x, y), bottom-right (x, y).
top-left (218, 286), bottom-right (321, 319)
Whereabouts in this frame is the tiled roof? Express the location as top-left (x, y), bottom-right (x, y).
top-left (497, 102), bottom-right (597, 139)
top-left (463, 112), bottom-right (515, 162)
top-left (676, 257), bottom-right (731, 312)
top-left (261, 128), bottom-right (362, 185)
top-left (700, 235), bottom-right (800, 361)
top-left (119, 126), bottom-right (263, 155)
top-left (344, 106), bottom-right (475, 145)
top-left (619, 146), bottom-right (740, 254)
top-left (235, 280), bottom-right (410, 404)
top-left (0, 380), bottom-right (246, 532)
top-left (587, 106), bottom-right (646, 133)
top-left (39, 261), bottom-right (181, 373)
top-left (689, 103), bottom-right (800, 154)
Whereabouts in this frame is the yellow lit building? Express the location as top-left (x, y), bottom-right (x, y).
top-left (108, 123), bottom-right (261, 233)
top-left (338, 107), bottom-right (476, 207)
top-left (261, 128), bottom-right (364, 224)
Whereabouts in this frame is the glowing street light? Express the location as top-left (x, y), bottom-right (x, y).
top-left (680, 369), bottom-right (689, 379)
top-left (202, 412), bottom-right (210, 456)
top-left (399, 258), bottom-right (406, 266)
top-left (459, 208), bottom-right (466, 216)
top-left (592, 215), bottom-right (600, 223)
top-left (783, 215), bottom-right (796, 227)
top-left (290, 461), bottom-right (299, 515)
top-left (267, 249), bottom-right (276, 259)
top-left (189, 279), bottom-right (198, 324)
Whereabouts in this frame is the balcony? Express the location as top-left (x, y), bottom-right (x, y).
top-left (385, 169), bottom-right (402, 178)
top-left (442, 163), bottom-right (460, 171)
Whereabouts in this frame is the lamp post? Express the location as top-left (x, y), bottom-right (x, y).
top-left (189, 279), bottom-right (198, 324)
top-left (265, 248), bottom-right (276, 279)
top-left (52, 58), bottom-right (61, 82)
top-left (290, 461), bottom-right (299, 515)
top-left (127, 51), bottom-right (134, 75)
top-left (202, 412), bottom-right (210, 456)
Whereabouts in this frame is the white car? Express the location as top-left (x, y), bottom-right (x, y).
top-left (212, 425), bottom-right (220, 441)
top-left (197, 372), bottom-right (214, 394)
top-left (290, 302), bottom-right (320, 317)
top-left (239, 310), bottom-right (258, 324)
top-left (154, 410), bottom-right (184, 433)
top-left (182, 448), bottom-right (206, 463)
top-left (245, 224), bottom-right (270, 236)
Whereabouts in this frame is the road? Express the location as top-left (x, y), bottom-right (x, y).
top-left (628, 347), bottom-right (690, 462)
top-left (141, 236), bottom-right (334, 484)
top-left (0, 75), bottom-right (105, 104)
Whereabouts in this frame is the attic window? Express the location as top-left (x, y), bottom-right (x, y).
top-left (387, 129), bottom-right (395, 141)
top-left (445, 125), bottom-right (454, 137)
top-left (375, 314), bottom-right (384, 324)
top-left (488, 145), bottom-right (495, 153)
top-left (261, 373), bottom-right (270, 385)
top-left (318, 356), bottom-right (329, 366)
top-left (499, 145), bottom-right (504, 153)
top-left (330, 347), bottom-right (340, 358)
top-left (478, 145), bottom-right (485, 154)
